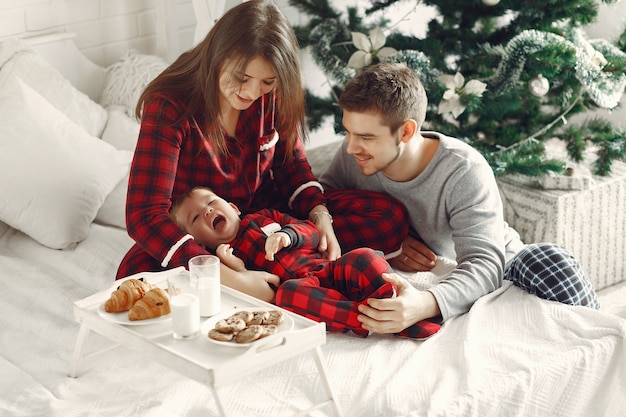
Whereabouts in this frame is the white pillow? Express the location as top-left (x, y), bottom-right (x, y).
top-left (100, 106), bottom-right (140, 151)
top-left (95, 174), bottom-right (129, 229)
top-left (0, 77), bottom-right (132, 249)
top-left (95, 107), bottom-right (140, 229)
top-left (100, 50), bottom-right (167, 120)
top-left (0, 220), bottom-right (10, 239)
top-left (0, 37), bottom-right (108, 138)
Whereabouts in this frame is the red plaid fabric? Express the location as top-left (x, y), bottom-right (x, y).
top-left (117, 93), bottom-right (323, 278)
top-left (395, 318), bottom-right (442, 339)
top-left (231, 209), bottom-right (385, 282)
top-left (231, 209), bottom-right (321, 279)
top-left (324, 188), bottom-right (408, 255)
top-left (116, 94), bottom-right (409, 279)
top-left (232, 209), bottom-right (395, 335)
top-left (275, 251), bottom-right (396, 336)
top-left (232, 209), bottom-right (439, 339)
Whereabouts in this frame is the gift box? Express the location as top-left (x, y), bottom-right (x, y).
top-left (498, 160), bottom-right (626, 291)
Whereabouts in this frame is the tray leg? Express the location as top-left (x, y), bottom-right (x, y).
top-left (210, 386), bottom-right (228, 417)
top-left (69, 323), bottom-right (90, 378)
top-left (313, 346), bottom-right (343, 417)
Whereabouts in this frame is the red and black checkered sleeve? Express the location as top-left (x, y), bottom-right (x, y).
top-left (125, 97), bottom-right (208, 268)
top-left (270, 134), bottom-right (326, 218)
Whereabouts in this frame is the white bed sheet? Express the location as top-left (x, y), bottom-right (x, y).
top-left (1, 221), bottom-right (625, 417)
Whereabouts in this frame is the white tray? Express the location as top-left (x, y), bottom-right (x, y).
top-left (70, 268), bottom-right (341, 417)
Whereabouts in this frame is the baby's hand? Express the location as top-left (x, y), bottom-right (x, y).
top-left (265, 232), bottom-right (290, 261)
top-left (216, 243), bottom-right (246, 272)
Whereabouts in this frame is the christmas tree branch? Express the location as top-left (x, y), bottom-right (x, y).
top-left (493, 92), bottom-right (583, 154)
top-left (487, 30), bottom-right (576, 95)
top-left (490, 29), bottom-right (626, 108)
top-left (309, 19), bottom-right (355, 86)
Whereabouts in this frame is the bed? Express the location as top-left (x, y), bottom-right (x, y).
top-left (1, 32), bottom-right (625, 417)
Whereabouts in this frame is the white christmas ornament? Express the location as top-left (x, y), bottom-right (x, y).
top-left (482, 0), bottom-right (500, 5)
top-left (529, 74), bottom-right (550, 97)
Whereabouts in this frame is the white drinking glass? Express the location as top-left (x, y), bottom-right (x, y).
top-left (167, 271), bottom-right (200, 339)
top-left (188, 255), bottom-right (221, 317)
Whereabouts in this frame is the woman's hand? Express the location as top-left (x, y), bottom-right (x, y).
top-left (388, 236), bottom-right (437, 272)
top-left (236, 269), bottom-right (279, 303)
top-left (228, 269), bottom-right (279, 303)
top-left (357, 273), bottom-right (440, 334)
top-left (309, 205), bottom-right (341, 260)
top-left (218, 254), bottom-right (280, 303)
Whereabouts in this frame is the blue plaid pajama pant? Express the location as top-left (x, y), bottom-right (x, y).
top-left (504, 243), bottom-right (600, 309)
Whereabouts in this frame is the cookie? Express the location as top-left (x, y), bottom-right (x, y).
top-left (229, 310), bottom-right (254, 323)
top-left (214, 318), bottom-right (246, 333)
top-left (263, 310), bottom-right (284, 326)
top-left (259, 324), bottom-right (278, 339)
top-left (248, 310), bottom-right (269, 325)
top-left (235, 324), bottom-right (265, 343)
top-left (208, 328), bottom-right (235, 342)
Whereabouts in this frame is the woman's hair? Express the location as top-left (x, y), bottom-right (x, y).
top-left (338, 63), bottom-right (428, 133)
top-left (137, 0), bottom-right (306, 156)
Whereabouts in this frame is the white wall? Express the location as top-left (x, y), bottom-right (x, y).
top-left (0, 0), bottom-right (197, 67)
top-left (0, 0), bottom-right (305, 66)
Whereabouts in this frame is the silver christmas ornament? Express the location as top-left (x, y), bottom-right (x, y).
top-left (529, 74), bottom-right (550, 97)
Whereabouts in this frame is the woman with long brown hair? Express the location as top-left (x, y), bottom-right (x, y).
top-left (116, 0), bottom-right (407, 301)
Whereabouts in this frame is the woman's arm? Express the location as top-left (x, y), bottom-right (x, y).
top-left (126, 97), bottom-right (209, 268)
top-left (220, 265), bottom-right (279, 303)
top-left (308, 204), bottom-right (341, 260)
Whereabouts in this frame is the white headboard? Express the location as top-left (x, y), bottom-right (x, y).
top-left (23, 32), bottom-right (106, 101)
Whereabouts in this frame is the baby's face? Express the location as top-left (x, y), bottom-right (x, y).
top-left (174, 189), bottom-right (241, 250)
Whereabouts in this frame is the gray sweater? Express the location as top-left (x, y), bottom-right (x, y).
top-left (320, 132), bottom-right (523, 320)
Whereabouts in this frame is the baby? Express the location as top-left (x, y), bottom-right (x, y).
top-left (171, 186), bottom-right (440, 338)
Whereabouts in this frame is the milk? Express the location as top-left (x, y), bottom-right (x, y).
top-left (170, 293), bottom-right (200, 339)
top-left (189, 255), bottom-right (221, 317)
top-left (197, 276), bottom-right (221, 317)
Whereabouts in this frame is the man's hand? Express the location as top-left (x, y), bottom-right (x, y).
top-left (388, 236), bottom-right (437, 272)
top-left (357, 273), bottom-right (440, 334)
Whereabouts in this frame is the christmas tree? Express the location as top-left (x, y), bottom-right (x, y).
top-left (290, 0), bottom-right (626, 176)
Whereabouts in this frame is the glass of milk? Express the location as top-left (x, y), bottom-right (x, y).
top-left (167, 271), bottom-right (200, 339)
top-left (188, 255), bottom-right (221, 318)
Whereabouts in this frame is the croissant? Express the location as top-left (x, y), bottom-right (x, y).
top-left (128, 288), bottom-right (171, 321)
top-left (104, 279), bottom-right (154, 312)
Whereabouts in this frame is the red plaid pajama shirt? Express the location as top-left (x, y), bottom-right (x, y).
top-left (116, 93), bottom-right (408, 280)
top-left (232, 209), bottom-right (440, 338)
